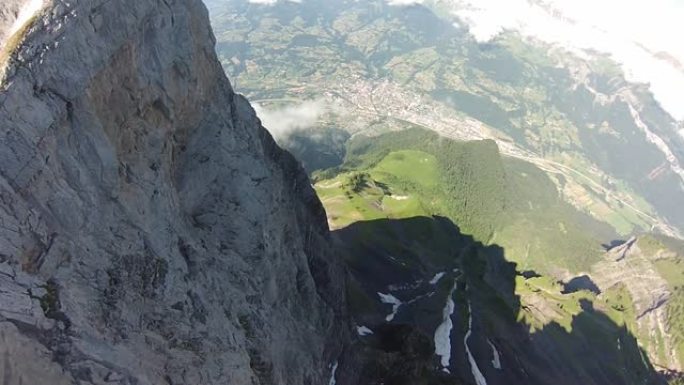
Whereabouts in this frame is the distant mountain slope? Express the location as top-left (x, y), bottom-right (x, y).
top-left (206, 0), bottom-right (684, 238)
top-left (592, 235), bottom-right (684, 372)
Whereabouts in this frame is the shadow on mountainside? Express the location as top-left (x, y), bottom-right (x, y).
top-left (333, 216), bottom-right (665, 385)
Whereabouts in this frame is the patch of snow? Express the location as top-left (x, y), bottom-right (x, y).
top-left (390, 195), bottom-right (409, 201)
top-left (328, 361), bottom-right (338, 385)
top-left (638, 348), bottom-right (650, 370)
top-left (356, 325), bottom-right (373, 336)
top-left (487, 339), bottom-right (502, 370)
top-left (385, 255), bottom-right (409, 268)
top-left (430, 272), bottom-right (446, 285)
top-left (378, 292), bottom-right (402, 322)
top-left (434, 281), bottom-right (457, 368)
top-left (464, 302), bottom-right (488, 385)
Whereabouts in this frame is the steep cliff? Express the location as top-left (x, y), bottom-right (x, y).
top-left (593, 236), bottom-right (684, 372)
top-left (0, 0), bottom-right (349, 384)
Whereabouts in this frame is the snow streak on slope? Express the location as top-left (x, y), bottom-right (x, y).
top-left (434, 281), bottom-right (458, 370)
top-left (464, 302), bottom-right (488, 385)
top-left (430, 272), bottom-right (446, 285)
top-left (378, 292), bottom-right (402, 321)
top-left (487, 339), bottom-right (502, 370)
top-left (356, 326), bottom-right (374, 336)
top-left (328, 361), bottom-right (338, 385)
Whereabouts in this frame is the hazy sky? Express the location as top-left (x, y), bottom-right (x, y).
top-left (445, 0), bottom-right (684, 121)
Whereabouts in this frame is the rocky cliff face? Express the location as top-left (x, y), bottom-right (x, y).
top-left (0, 0), bottom-right (349, 384)
top-left (593, 237), bottom-right (683, 372)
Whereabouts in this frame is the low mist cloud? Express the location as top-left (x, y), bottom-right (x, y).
top-left (247, 0), bottom-right (301, 5)
top-left (253, 99), bottom-right (329, 141)
top-left (386, 0), bottom-right (425, 6)
top-left (450, 0), bottom-right (684, 121)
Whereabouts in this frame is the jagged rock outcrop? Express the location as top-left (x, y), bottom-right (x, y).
top-left (593, 237), bottom-right (681, 372)
top-left (0, 0), bottom-right (350, 384)
top-left (595, 237), bottom-right (670, 317)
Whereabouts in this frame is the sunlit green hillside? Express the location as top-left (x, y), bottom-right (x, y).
top-left (315, 128), bottom-right (614, 273)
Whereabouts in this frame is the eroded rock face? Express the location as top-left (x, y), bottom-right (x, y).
top-left (0, 0), bottom-right (349, 383)
top-left (593, 238), bottom-right (680, 371)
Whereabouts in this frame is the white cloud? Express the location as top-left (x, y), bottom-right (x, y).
top-left (388, 0), bottom-right (424, 5)
top-left (439, 0), bottom-right (684, 121)
top-left (253, 99), bottom-right (328, 140)
top-left (247, 0), bottom-right (301, 4)
top-left (386, 0), bottom-right (425, 5)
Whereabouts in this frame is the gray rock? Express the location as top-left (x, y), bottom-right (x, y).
top-left (0, 0), bottom-right (350, 384)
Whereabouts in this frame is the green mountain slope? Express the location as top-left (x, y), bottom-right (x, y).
top-left (317, 128), bottom-right (613, 273)
top-left (318, 131), bottom-right (684, 383)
